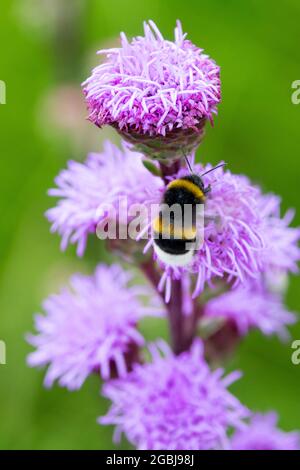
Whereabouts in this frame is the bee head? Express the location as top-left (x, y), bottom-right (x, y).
top-left (183, 155), bottom-right (225, 195)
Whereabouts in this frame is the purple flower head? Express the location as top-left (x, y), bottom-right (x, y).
top-left (204, 282), bottom-right (296, 340)
top-left (46, 140), bottom-right (163, 256)
top-left (27, 264), bottom-right (162, 390)
top-left (100, 340), bottom-right (249, 450)
top-left (259, 196), bottom-right (300, 275)
top-left (154, 163), bottom-right (300, 301)
top-left (231, 412), bottom-right (300, 450)
top-left (83, 21), bottom-right (221, 161)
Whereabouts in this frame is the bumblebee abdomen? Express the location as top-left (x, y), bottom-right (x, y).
top-left (152, 211), bottom-right (197, 266)
top-left (152, 174), bottom-right (204, 267)
top-left (154, 237), bottom-right (191, 255)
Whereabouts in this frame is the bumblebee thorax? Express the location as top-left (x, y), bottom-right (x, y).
top-left (164, 174), bottom-right (206, 205)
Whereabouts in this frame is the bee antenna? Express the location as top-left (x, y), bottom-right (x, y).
top-left (200, 162), bottom-right (226, 177)
top-left (182, 151), bottom-right (193, 175)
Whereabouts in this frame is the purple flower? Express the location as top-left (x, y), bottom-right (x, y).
top-left (260, 196), bottom-right (300, 275)
top-left (46, 140), bottom-right (162, 256)
top-left (27, 264), bottom-right (162, 390)
top-left (204, 282), bottom-right (296, 339)
top-left (100, 340), bottom-right (249, 450)
top-left (154, 163), bottom-right (300, 300)
top-left (231, 412), bottom-right (300, 450)
top-left (82, 21), bottom-right (220, 161)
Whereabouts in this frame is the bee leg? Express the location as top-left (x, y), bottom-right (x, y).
top-left (204, 184), bottom-right (211, 195)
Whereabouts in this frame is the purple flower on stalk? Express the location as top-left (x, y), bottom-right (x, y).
top-left (260, 196), bottom-right (300, 275)
top-left (204, 283), bottom-right (296, 340)
top-left (100, 340), bottom-right (249, 450)
top-left (46, 140), bottom-right (162, 256)
top-left (155, 163), bottom-right (300, 300)
top-left (82, 21), bottom-right (220, 161)
top-left (231, 412), bottom-right (300, 450)
top-left (27, 264), bottom-right (162, 390)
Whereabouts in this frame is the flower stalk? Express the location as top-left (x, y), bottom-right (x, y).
top-left (27, 20), bottom-right (300, 450)
top-left (141, 260), bottom-right (199, 355)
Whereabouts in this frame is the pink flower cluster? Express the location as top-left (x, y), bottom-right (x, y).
top-left (27, 20), bottom-right (300, 450)
top-left (83, 21), bottom-right (220, 137)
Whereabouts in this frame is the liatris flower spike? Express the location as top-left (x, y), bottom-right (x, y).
top-left (47, 152), bottom-right (300, 301)
top-left (27, 264), bottom-right (164, 390)
top-left (153, 163), bottom-right (300, 300)
top-left (28, 20), bottom-right (300, 451)
top-left (204, 282), bottom-right (296, 340)
top-left (46, 140), bottom-right (163, 257)
top-left (100, 340), bottom-right (249, 450)
top-left (83, 21), bottom-right (220, 162)
top-left (231, 412), bottom-right (300, 450)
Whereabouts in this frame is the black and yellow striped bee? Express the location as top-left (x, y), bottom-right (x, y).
top-left (153, 161), bottom-right (225, 267)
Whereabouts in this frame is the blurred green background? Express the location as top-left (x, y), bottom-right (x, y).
top-left (0, 0), bottom-right (300, 449)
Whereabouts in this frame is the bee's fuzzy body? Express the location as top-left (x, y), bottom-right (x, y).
top-left (153, 174), bottom-right (207, 267)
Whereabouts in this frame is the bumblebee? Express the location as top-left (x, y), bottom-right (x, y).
top-left (153, 162), bottom-right (225, 267)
